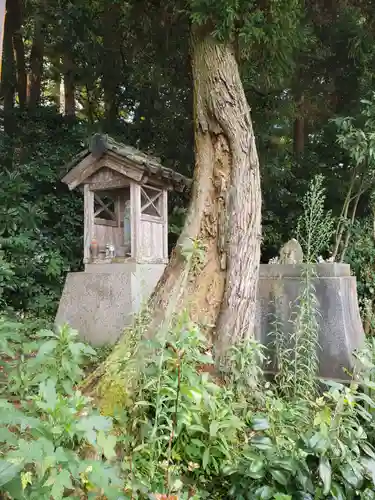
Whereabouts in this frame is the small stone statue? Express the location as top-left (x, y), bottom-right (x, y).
top-left (279, 238), bottom-right (303, 264)
top-left (268, 256), bottom-right (280, 264)
top-left (105, 243), bottom-right (116, 259)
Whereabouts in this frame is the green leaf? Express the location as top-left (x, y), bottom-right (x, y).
top-left (250, 458), bottom-right (264, 474)
top-left (341, 463), bottom-right (363, 488)
top-left (330, 482), bottom-right (345, 500)
top-left (361, 442), bottom-right (375, 459)
top-left (0, 426), bottom-right (17, 445)
top-left (209, 420), bottom-right (220, 438)
top-left (97, 431), bottom-right (117, 460)
top-left (188, 424), bottom-right (208, 434)
top-left (252, 417), bottom-right (269, 431)
top-left (77, 415), bottom-right (112, 433)
top-left (36, 329), bottom-right (57, 339)
top-left (35, 339), bottom-right (58, 360)
top-left (50, 469), bottom-right (72, 500)
top-left (254, 485), bottom-right (276, 500)
top-left (362, 457), bottom-right (375, 485)
top-left (39, 379), bottom-right (58, 409)
top-left (202, 447), bottom-right (210, 469)
top-left (0, 459), bottom-right (21, 487)
top-left (251, 435), bottom-right (273, 450)
top-left (319, 456), bottom-right (331, 495)
top-left (191, 438), bottom-right (205, 448)
top-left (270, 469), bottom-right (288, 486)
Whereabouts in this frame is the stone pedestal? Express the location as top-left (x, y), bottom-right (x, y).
top-left (55, 263), bottom-right (165, 345)
top-left (255, 263), bottom-right (365, 380)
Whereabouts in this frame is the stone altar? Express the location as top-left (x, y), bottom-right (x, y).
top-left (255, 263), bottom-right (365, 380)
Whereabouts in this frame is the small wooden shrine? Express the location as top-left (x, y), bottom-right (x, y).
top-left (62, 134), bottom-right (190, 266)
top-left (56, 134), bottom-right (190, 345)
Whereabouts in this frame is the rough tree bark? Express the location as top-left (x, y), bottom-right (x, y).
top-left (293, 93), bottom-right (305, 156)
top-left (62, 53), bottom-right (76, 117)
top-left (83, 26), bottom-right (261, 393)
top-left (10, 0), bottom-right (26, 109)
top-left (28, 18), bottom-right (45, 110)
top-left (2, 0), bottom-right (16, 137)
top-left (102, 2), bottom-right (121, 127)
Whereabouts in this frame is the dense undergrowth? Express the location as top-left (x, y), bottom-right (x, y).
top-left (1, 315), bottom-right (375, 499)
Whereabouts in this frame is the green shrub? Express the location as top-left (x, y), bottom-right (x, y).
top-left (0, 320), bottom-right (96, 399)
top-left (2, 312), bottom-right (375, 499)
top-left (344, 218), bottom-right (375, 332)
top-left (0, 383), bottom-right (122, 500)
top-left (0, 111), bottom-right (85, 317)
top-left (0, 316), bottom-right (123, 500)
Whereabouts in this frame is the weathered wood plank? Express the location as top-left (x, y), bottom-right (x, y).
top-left (94, 218), bottom-right (118, 227)
top-left (86, 166), bottom-right (130, 189)
top-left (104, 153), bottom-right (144, 181)
top-left (84, 185), bottom-right (94, 264)
top-left (163, 189), bottom-right (168, 260)
top-left (130, 182), bottom-right (141, 260)
top-left (95, 223), bottom-right (123, 252)
top-left (64, 154), bottom-right (101, 190)
top-left (89, 179), bottom-right (130, 191)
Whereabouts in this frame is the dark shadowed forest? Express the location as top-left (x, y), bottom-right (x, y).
top-left (1, 0), bottom-right (375, 322)
top-left (2, 1), bottom-right (375, 498)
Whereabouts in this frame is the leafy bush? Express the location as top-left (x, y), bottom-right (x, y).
top-left (0, 111), bottom-right (86, 317)
top-left (0, 317), bottom-right (123, 500)
top-left (344, 218), bottom-right (375, 333)
top-left (3, 313), bottom-right (375, 499)
top-left (1, 320), bottom-right (96, 399)
top-left (0, 384), bottom-right (122, 500)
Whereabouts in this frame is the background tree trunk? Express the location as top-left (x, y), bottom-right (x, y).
top-left (2, 0), bottom-right (16, 137)
top-left (293, 93), bottom-right (305, 155)
top-left (63, 53), bottom-right (76, 117)
top-left (28, 17), bottom-right (45, 109)
top-left (102, 1), bottom-right (121, 128)
top-left (10, 0), bottom-right (26, 109)
top-left (83, 25), bottom-right (262, 393)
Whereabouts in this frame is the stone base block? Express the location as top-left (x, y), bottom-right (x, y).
top-left (55, 263), bottom-right (165, 345)
top-left (255, 263), bottom-right (365, 380)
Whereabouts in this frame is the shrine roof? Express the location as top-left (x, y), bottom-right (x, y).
top-left (62, 134), bottom-right (191, 192)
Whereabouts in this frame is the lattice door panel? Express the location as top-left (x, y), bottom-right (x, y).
top-left (141, 186), bottom-right (162, 218)
top-left (94, 193), bottom-right (116, 222)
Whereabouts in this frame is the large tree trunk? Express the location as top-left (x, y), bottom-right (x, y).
top-left (10, 0), bottom-right (26, 109)
top-left (102, 2), bottom-right (121, 128)
top-left (27, 17), bottom-right (45, 110)
top-left (293, 93), bottom-right (305, 155)
top-left (83, 26), bottom-right (261, 394)
top-left (2, 0), bottom-right (16, 137)
top-left (62, 53), bottom-right (75, 117)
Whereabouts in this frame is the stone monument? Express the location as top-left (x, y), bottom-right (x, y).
top-left (257, 241), bottom-right (365, 380)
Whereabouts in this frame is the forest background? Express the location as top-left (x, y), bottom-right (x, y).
top-left (0, 0), bottom-right (375, 329)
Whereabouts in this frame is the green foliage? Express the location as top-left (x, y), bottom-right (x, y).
top-left (112, 318), bottom-right (243, 497)
top-left (0, 385), bottom-right (122, 500)
top-left (3, 307), bottom-right (375, 499)
top-left (296, 174), bottom-right (335, 263)
top-left (24, 324), bottom-right (97, 394)
top-left (94, 308), bottom-right (375, 498)
top-left (0, 112), bottom-right (85, 316)
top-left (272, 176), bottom-right (334, 399)
top-left (0, 318), bottom-right (96, 399)
top-left (189, 0), bottom-right (302, 74)
top-left (0, 317), bottom-right (122, 500)
top-left (227, 370), bottom-right (375, 498)
top-left (333, 96), bottom-right (375, 170)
